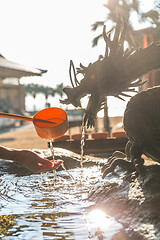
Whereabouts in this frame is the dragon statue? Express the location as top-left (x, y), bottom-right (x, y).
top-left (60, 19), bottom-right (160, 177)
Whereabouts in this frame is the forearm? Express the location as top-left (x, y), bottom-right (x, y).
top-left (0, 145), bottom-right (62, 173)
top-left (0, 145), bottom-right (39, 165)
top-left (0, 145), bottom-right (22, 162)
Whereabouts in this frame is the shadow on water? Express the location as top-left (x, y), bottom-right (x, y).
top-left (0, 157), bottom-right (130, 239)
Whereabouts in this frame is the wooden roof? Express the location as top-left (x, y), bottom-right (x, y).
top-left (0, 54), bottom-right (47, 79)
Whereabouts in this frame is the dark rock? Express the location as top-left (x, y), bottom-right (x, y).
top-left (0, 159), bottom-right (32, 176)
top-left (38, 147), bottom-right (104, 170)
top-left (88, 160), bottom-right (160, 239)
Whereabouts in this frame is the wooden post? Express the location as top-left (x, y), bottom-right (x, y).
top-left (104, 97), bottom-right (111, 137)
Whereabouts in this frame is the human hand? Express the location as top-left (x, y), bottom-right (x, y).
top-left (15, 149), bottom-right (63, 174)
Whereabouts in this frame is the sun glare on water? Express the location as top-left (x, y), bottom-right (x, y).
top-left (85, 208), bottom-right (123, 238)
top-left (88, 209), bottom-right (110, 229)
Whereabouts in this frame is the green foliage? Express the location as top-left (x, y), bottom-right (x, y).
top-left (92, 0), bottom-right (160, 47)
top-left (24, 83), bottom-right (64, 99)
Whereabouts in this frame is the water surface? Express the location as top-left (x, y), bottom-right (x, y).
top-left (0, 165), bottom-right (126, 239)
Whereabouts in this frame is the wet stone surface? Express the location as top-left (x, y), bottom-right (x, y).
top-left (0, 148), bottom-right (160, 239)
top-left (89, 159), bottom-right (160, 240)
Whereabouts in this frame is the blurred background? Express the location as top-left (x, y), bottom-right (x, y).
top-left (0, 0), bottom-right (159, 133)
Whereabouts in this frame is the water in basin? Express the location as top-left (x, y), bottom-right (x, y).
top-left (0, 162), bottom-right (128, 239)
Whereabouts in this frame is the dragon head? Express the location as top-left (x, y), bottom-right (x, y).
top-left (60, 18), bottom-right (160, 128)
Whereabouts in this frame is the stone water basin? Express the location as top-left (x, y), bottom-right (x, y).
top-left (0, 148), bottom-right (130, 240)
